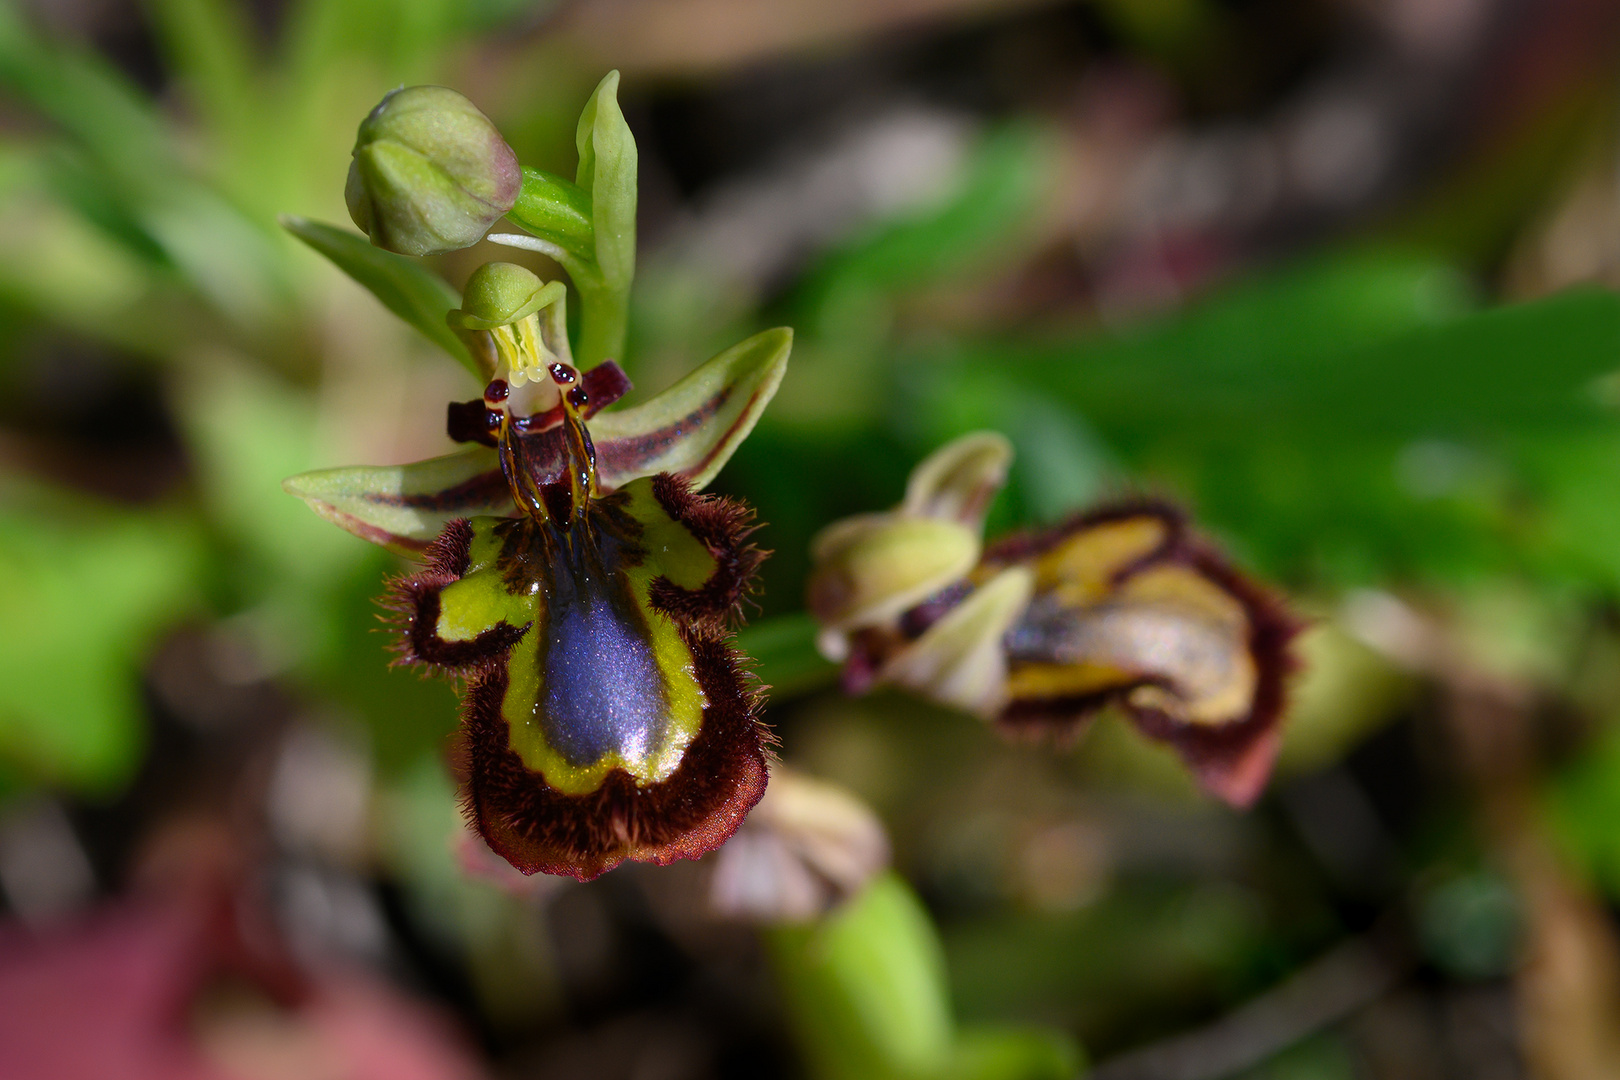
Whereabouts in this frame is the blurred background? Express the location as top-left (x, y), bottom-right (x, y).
top-left (5, 0), bottom-right (1620, 1077)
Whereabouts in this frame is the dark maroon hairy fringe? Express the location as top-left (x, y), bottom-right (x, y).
top-left (991, 501), bottom-right (1302, 808)
top-left (645, 473), bottom-right (766, 629)
top-left (380, 518), bottom-right (530, 673)
top-left (455, 628), bottom-right (771, 881)
top-left (383, 478), bottom-right (774, 880)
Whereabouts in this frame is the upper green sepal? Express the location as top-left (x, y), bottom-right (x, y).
top-left (497, 70), bottom-right (638, 367)
top-left (573, 70), bottom-right (636, 293)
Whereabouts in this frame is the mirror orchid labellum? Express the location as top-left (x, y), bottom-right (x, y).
top-left (287, 266), bottom-right (790, 880)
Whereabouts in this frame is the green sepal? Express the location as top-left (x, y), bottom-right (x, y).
top-left (281, 216), bottom-right (478, 379)
top-left (282, 445), bottom-right (508, 556)
top-left (507, 166), bottom-right (594, 262)
top-left (574, 70), bottom-right (636, 296)
top-left (572, 70), bottom-right (636, 367)
top-left (589, 326), bottom-right (792, 490)
top-left (283, 327), bottom-right (791, 553)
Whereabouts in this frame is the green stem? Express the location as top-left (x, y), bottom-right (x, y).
top-left (573, 272), bottom-right (628, 368)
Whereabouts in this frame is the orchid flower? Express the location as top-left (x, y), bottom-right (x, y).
top-left (809, 433), bottom-right (1299, 807)
top-left (282, 79), bottom-right (791, 880)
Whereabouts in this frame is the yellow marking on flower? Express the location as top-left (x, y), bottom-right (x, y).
top-left (1027, 516), bottom-right (1170, 607)
top-left (433, 489), bottom-right (717, 797)
top-left (490, 313), bottom-right (558, 388)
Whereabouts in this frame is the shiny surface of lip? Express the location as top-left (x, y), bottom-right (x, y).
top-left (536, 561), bottom-right (670, 769)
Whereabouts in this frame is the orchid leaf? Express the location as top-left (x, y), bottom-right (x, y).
top-left (283, 446), bottom-right (511, 556)
top-left (281, 215), bottom-right (476, 377)
top-left (593, 326), bottom-right (792, 491)
top-left (148, 0), bottom-right (256, 148)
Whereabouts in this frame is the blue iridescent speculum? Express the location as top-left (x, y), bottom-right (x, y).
top-left (468, 342), bottom-right (705, 796)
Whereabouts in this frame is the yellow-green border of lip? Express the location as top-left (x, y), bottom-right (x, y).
top-left (431, 480), bottom-right (719, 795)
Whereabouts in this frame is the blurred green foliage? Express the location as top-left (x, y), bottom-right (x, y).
top-left (5, 0), bottom-right (1620, 1076)
top-left (771, 873), bottom-right (1082, 1080)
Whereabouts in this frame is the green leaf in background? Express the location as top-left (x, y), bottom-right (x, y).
top-left (0, 2), bottom-right (288, 329)
top-left (281, 215), bottom-right (475, 377)
top-left (935, 260), bottom-right (1617, 449)
top-left (0, 484), bottom-right (200, 795)
top-left (771, 873), bottom-right (957, 1080)
top-left (802, 121), bottom-right (1058, 313)
top-left (0, 1), bottom-right (172, 192)
top-left (1547, 723), bottom-right (1620, 901)
top-left (176, 356), bottom-right (374, 673)
top-left (147, 0), bottom-right (257, 153)
top-left (946, 1027), bottom-right (1083, 1080)
top-left (769, 872), bottom-right (1083, 1080)
top-left (737, 613), bottom-right (837, 699)
top-left (899, 253), bottom-right (1620, 587)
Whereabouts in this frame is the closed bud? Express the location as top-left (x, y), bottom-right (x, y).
top-left (346, 86), bottom-right (521, 257)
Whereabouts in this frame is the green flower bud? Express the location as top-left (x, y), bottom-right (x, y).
top-left (345, 86), bottom-right (521, 257)
top-left (447, 262), bottom-right (558, 330)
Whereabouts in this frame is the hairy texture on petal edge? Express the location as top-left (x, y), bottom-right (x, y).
top-left (382, 519), bottom-right (530, 671)
top-left (988, 501), bottom-right (1301, 808)
top-left (381, 478), bottom-right (774, 880)
top-left (456, 630), bottom-right (770, 880)
top-left (646, 473), bottom-right (766, 630)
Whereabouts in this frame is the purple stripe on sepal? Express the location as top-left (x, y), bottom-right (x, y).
top-left (361, 468), bottom-right (514, 514)
top-left (595, 382), bottom-right (758, 484)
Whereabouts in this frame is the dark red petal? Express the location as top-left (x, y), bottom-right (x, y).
top-left (446, 399), bottom-right (500, 446)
